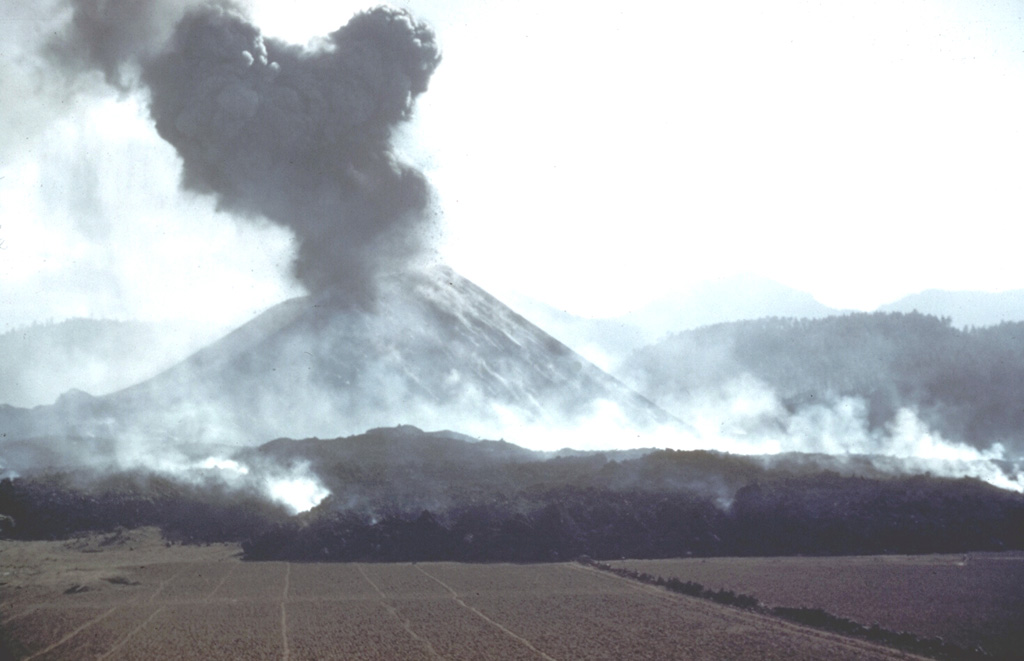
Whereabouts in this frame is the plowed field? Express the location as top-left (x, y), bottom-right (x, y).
top-left (1, 529), bottom-right (924, 660)
top-left (607, 554), bottom-right (1024, 659)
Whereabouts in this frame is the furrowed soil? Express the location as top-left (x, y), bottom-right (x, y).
top-left (1, 529), bottom-right (928, 660)
top-left (607, 554), bottom-right (1024, 659)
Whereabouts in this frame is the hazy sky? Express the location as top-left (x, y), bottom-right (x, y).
top-left (2, 0), bottom-right (1024, 330)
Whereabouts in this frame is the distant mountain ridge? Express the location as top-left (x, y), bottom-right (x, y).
top-left (505, 275), bottom-right (846, 370)
top-left (623, 274), bottom-right (842, 337)
top-left (512, 280), bottom-right (1024, 373)
top-left (879, 289), bottom-right (1024, 328)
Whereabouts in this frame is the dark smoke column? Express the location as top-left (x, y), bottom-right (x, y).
top-left (144, 6), bottom-right (441, 305)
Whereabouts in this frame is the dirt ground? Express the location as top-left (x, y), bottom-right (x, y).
top-left (609, 553), bottom-right (1024, 659)
top-left (1, 529), bottom-right (927, 660)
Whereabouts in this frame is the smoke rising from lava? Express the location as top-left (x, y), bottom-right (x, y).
top-left (53, 1), bottom-right (442, 305)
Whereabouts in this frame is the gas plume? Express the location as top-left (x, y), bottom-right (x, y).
top-left (650, 376), bottom-right (1024, 493)
top-left (53, 1), bottom-right (442, 305)
top-left (48, 0), bottom-right (210, 88)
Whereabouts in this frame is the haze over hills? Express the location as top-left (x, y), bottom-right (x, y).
top-left (618, 312), bottom-right (1024, 467)
top-left (0, 266), bottom-right (678, 460)
top-left (504, 274), bottom-right (847, 370)
top-left (0, 319), bottom-right (225, 408)
top-left (3, 265), bottom-right (1024, 498)
top-left (625, 274), bottom-right (843, 337)
top-left (879, 289), bottom-right (1024, 328)
top-left (508, 279), bottom-right (1024, 376)
top-left (7, 278), bottom-right (1021, 411)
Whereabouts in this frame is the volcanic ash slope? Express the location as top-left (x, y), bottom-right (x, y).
top-left (4, 267), bottom-right (679, 447)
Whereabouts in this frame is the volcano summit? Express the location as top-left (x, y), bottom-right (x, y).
top-left (0, 267), bottom-right (679, 463)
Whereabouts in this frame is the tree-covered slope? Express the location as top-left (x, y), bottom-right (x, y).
top-left (619, 312), bottom-right (1024, 456)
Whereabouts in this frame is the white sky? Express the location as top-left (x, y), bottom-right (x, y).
top-left (2, 0), bottom-right (1024, 329)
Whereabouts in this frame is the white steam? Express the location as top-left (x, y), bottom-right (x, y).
top-left (105, 446), bottom-right (331, 514)
top-left (263, 467), bottom-right (331, 515)
top-left (197, 457), bottom-right (249, 474)
top-left (191, 456), bottom-right (330, 514)
top-left (482, 375), bottom-right (1022, 494)
top-left (632, 376), bottom-right (1024, 493)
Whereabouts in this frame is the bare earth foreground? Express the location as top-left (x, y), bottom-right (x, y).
top-left (0, 529), bottom-right (924, 660)
top-left (608, 554), bottom-right (1024, 659)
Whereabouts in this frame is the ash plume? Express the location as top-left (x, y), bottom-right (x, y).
top-left (52, 1), bottom-right (442, 305)
top-left (47, 0), bottom-right (210, 88)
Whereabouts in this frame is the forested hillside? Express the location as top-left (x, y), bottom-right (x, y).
top-left (619, 312), bottom-right (1024, 455)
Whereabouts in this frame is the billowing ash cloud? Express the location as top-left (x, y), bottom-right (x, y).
top-left (143, 6), bottom-right (441, 303)
top-left (47, 0), bottom-right (210, 88)
top-left (53, 1), bottom-right (442, 305)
